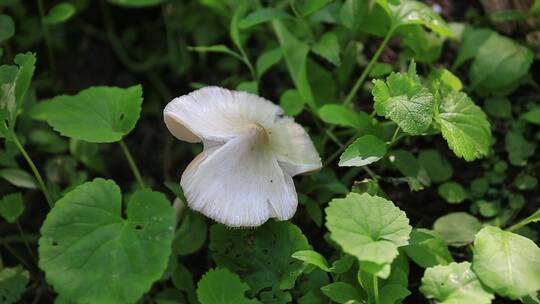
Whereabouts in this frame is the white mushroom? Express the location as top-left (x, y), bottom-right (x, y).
top-left (163, 87), bottom-right (322, 227)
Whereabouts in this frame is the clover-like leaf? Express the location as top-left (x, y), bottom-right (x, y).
top-left (339, 134), bottom-right (387, 167)
top-left (38, 85), bottom-right (142, 143)
top-left (197, 268), bottom-right (260, 304)
top-left (39, 178), bottom-right (175, 304)
top-left (325, 193), bottom-right (412, 269)
top-left (436, 91), bottom-right (491, 161)
top-left (0, 266), bottom-right (29, 304)
top-left (372, 72), bottom-right (434, 135)
top-left (209, 221), bottom-right (310, 295)
top-left (420, 262), bottom-right (494, 304)
top-left (472, 226), bottom-right (540, 299)
top-left (0, 192), bottom-right (23, 223)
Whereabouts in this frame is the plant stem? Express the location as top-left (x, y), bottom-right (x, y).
top-left (10, 131), bottom-right (53, 208)
top-left (119, 139), bottom-right (145, 189)
top-left (343, 28), bottom-right (394, 107)
top-left (37, 0), bottom-right (56, 75)
top-left (372, 275), bottom-right (380, 304)
top-left (16, 221), bottom-right (35, 261)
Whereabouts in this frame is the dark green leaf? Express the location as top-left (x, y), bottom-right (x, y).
top-left (339, 135), bottom-right (387, 167)
top-left (0, 192), bottom-right (23, 223)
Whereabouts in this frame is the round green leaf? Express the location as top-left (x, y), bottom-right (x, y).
top-left (339, 135), bottom-right (387, 167)
top-left (0, 266), bottom-right (29, 304)
top-left (43, 3), bottom-right (75, 25)
top-left (197, 268), bottom-right (260, 304)
top-left (325, 193), bottom-right (412, 266)
top-left (438, 182), bottom-right (467, 204)
top-left (433, 212), bottom-right (482, 247)
top-left (0, 192), bottom-right (24, 223)
top-left (420, 262), bottom-right (494, 304)
top-left (0, 14), bottom-right (15, 43)
top-left (39, 178), bottom-right (175, 304)
top-left (39, 85), bottom-right (143, 143)
top-left (472, 226), bottom-right (540, 299)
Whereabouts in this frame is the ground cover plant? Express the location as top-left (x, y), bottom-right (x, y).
top-left (0, 0), bottom-right (539, 303)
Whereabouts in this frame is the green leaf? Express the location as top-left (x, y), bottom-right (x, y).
top-left (107, 0), bottom-right (164, 8)
top-left (209, 221), bottom-right (310, 294)
top-left (320, 282), bottom-right (362, 303)
top-left (39, 85), bottom-right (143, 143)
top-left (473, 226), bottom-right (540, 299)
top-left (239, 8), bottom-right (290, 29)
top-left (0, 266), bottom-right (29, 304)
top-left (13, 52), bottom-right (36, 115)
top-left (420, 262), bottom-right (494, 304)
top-left (0, 192), bottom-right (23, 223)
top-left (418, 149), bottom-right (453, 183)
top-left (292, 250), bottom-right (331, 272)
top-left (43, 3), bottom-right (75, 25)
top-left (272, 20), bottom-right (316, 109)
top-left (469, 30), bottom-right (533, 93)
top-left (318, 104), bottom-right (369, 130)
top-left (387, 0), bottom-right (453, 36)
top-left (279, 89), bottom-right (304, 116)
top-left (484, 97), bottom-right (511, 119)
top-left (173, 210), bottom-right (207, 256)
top-left (403, 228), bottom-right (454, 268)
top-left (522, 107), bottom-right (540, 125)
top-left (340, 0), bottom-right (367, 29)
top-left (39, 178), bottom-right (175, 304)
top-left (433, 212), bottom-right (482, 247)
top-left (188, 45), bottom-right (243, 61)
top-left (197, 268), bottom-right (260, 304)
top-left (325, 193), bottom-right (411, 269)
top-left (372, 72), bottom-right (434, 135)
top-left (0, 168), bottom-right (37, 189)
top-left (256, 48), bottom-right (282, 78)
top-left (172, 264), bottom-right (196, 303)
top-left (0, 14), bottom-right (15, 43)
top-left (312, 33), bottom-right (341, 66)
top-left (339, 135), bottom-right (387, 167)
top-left (505, 130), bottom-right (535, 166)
top-left (438, 182), bottom-right (467, 204)
top-left (436, 91), bottom-right (492, 161)
top-left (299, 0), bottom-right (332, 16)
top-left (236, 81), bottom-right (258, 94)
top-left (380, 284), bottom-right (411, 304)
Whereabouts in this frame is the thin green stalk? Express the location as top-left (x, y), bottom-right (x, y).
top-left (2, 242), bottom-right (32, 270)
top-left (506, 217), bottom-right (533, 232)
top-left (11, 131), bottom-right (53, 208)
top-left (343, 28), bottom-right (394, 107)
top-left (119, 140), bottom-right (145, 189)
top-left (372, 275), bottom-right (380, 304)
top-left (16, 221), bottom-right (35, 261)
top-left (37, 0), bottom-right (56, 75)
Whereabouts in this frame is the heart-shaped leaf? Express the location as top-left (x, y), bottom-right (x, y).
top-left (39, 178), bottom-right (175, 304)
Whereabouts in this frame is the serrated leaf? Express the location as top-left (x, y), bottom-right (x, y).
top-left (209, 221), bottom-right (310, 294)
top-left (433, 212), bottom-right (482, 247)
top-left (38, 178), bottom-right (175, 304)
top-left (197, 268), bottom-right (260, 304)
top-left (339, 135), bottom-right (387, 167)
top-left (39, 85), bottom-right (143, 143)
top-left (312, 32), bottom-right (341, 66)
top-left (473, 226), bottom-right (540, 299)
top-left (372, 72), bottom-right (434, 135)
top-left (0, 192), bottom-right (23, 223)
top-left (239, 8), bottom-right (290, 29)
top-left (420, 262), bottom-right (494, 304)
top-left (0, 266), bottom-right (29, 304)
top-left (403, 228), bottom-right (454, 268)
top-left (43, 3), bottom-right (75, 25)
top-left (325, 193), bottom-right (411, 269)
top-left (436, 91), bottom-right (491, 161)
